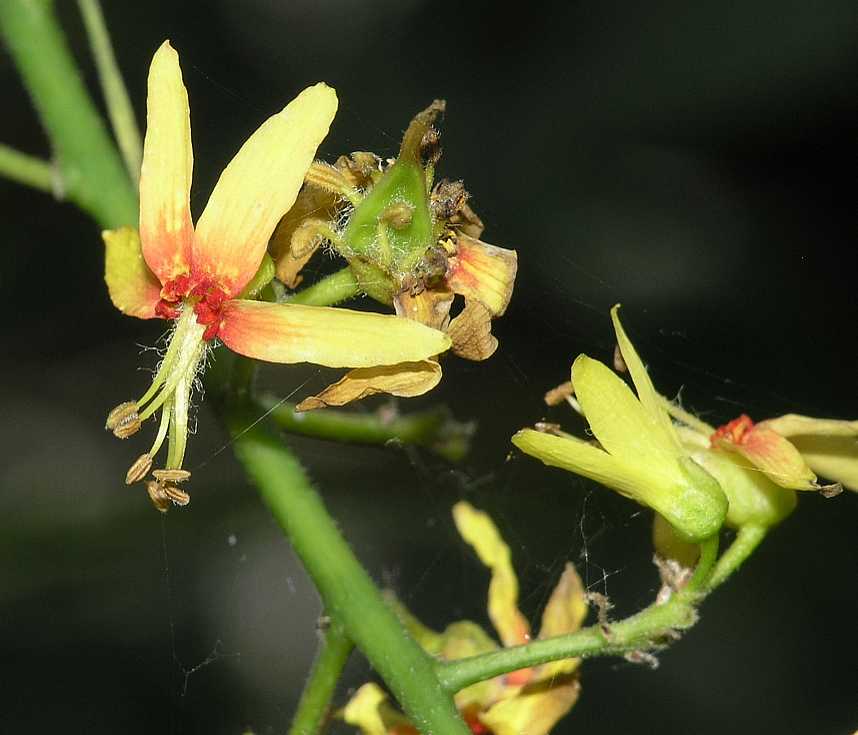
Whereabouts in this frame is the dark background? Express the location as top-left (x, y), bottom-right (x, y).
top-left (2, 1), bottom-right (856, 733)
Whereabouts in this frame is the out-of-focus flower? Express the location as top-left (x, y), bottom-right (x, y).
top-left (103, 42), bottom-right (450, 509)
top-left (513, 305), bottom-right (727, 543)
top-left (342, 501), bottom-right (587, 735)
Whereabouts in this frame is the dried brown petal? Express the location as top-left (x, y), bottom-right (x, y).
top-left (394, 289), bottom-right (454, 331)
top-left (296, 360), bottom-right (442, 412)
top-left (447, 301), bottom-right (497, 361)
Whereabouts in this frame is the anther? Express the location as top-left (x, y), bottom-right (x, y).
top-left (152, 468), bottom-right (191, 483)
top-left (162, 484), bottom-right (191, 506)
top-left (125, 453), bottom-right (153, 484)
top-left (146, 481), bottom-right (170, 513)
top-left (106, 401), bottom-right (139, 434)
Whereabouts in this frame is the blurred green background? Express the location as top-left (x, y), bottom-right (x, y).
top-left (1, 1), bottom-right (856, 733)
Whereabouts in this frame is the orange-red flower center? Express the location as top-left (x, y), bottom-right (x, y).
top-left (155, 274), bottom-right (229, 341)
top-left (711, 414), bottom-right (755, 446)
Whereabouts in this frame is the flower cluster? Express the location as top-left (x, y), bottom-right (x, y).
top-left (104, 42), bottom-right (450, 510)
top-left (342, 501), bottom-right (587, 735)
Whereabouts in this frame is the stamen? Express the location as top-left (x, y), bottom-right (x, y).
top-left (162, 484), bottom-right (191, 506)
top-left (152, 468), bottom-right (191, 483)
top-left (125, 453), bottom-right (153, 484)
top-left (146, 481), bottom-right (171, 513)
top-left (106, 401), bottom-right (140, 438)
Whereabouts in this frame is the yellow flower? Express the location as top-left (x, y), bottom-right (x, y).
top-left (512, 305), bottom-right (727, 543)
top-left (103, 41), bottom-right (449, 509)
top-left (342, 501), bottom-right (587, 735)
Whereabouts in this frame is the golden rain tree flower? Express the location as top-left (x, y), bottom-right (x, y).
top-left (512, 305), bottom-right (728, 543)
top-left (342, 501), bottom-right (588, 735)
top-left (267, 101), bottom-right (517, 410)
top-left (103, 42), bottom-right (450, 510)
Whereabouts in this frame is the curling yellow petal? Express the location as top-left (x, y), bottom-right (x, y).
top-left (218, 300), bottom-right (451, 368)
top-left (610, 304), bottom-right (682, 452)
top-left (446, 234), bottom-right (518, 315)
top-left (478, 676), bottom-right (581, 735)
top-left (295, 360), bottom-right (442, 411)
top-left (452, 502), bottom-right (530, 648)
top-left (193, 83), bottom-right (338, 296)
top-left (103, 227), bottom-right (162, 319)
top-left (760, 414), bottom-right (858, 438)
top-left (715, 426), bottom-right (817, 490)
top-left (572, 355), bottom-right (681, 469)
top-left (138, 40), bottom-right (193, 284)
top-left (785, 435), bottom-right (858, 492)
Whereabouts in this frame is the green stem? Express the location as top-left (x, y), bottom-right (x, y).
top-left (0, 144), bottom-right (54, 192)
top-left (0, 0), bottom-right (137, 228)
top-left (258, 393), bottom-right (472, 462)
top-left (226, 403), bottom-right (470, 735)
top-left (437, 593), bottom-right (699, 694)
top-left (76, 0), bottom-right (142, 186)
top-left (707, 524), bottom-right (767, 591)
top-left (288, 267), bottom-right (361, 306)
top-left (289, 622), bottom-right (354, 735)
top-left (686, 533), bottom-right (720, 593)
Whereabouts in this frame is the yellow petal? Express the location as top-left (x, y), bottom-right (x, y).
top-left (193, 83), bottom-right (338, 297)
top-left (103, 227), bottom-right (162, 319)
top-left (539, 563), bottom-right (587, 639)
top-left (512, 429), bottom-right (726, 542)
top-left (784, 435), bottom-right (858, 492)
top-left (295, 360), bottom-right (442, 411)
top-left (269, 184), bottom-right (339, 287)
top-left (393, 289), bottom-right (454, 331)
top-left (138, 40), bottom-right (193, 284)
top-left (610, 305), bottom-right (683, 453)
top-left (452, 501), bottom-right (530, 648)
top-left (446, 234), bottom-right (518, 315)
top-left (340, 683), bottom-right (416, 735)
top-left (218, 300), bottom-right (451, 368)
top-left (478, 676), bottom-right (581, 735)
top-left (715, 426), bottom-right (817, 490)
top-left (760, 414), bottom-right (858, 438)
top-left (383, 592), bottom-right (445, 655)
top-left (572, 354), bottom-right (681, 468)
top-left (447, 301), bottom-right (498, 361)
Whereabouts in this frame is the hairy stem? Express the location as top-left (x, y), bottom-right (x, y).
top-left (707, 524), bottom-right (767, 591)
top-left (289, 622), bottom-right (353, 735)
top-left (437, 592), bottom-right (698, 694)
top-left (258, 393), bottom-right (472, 462)
top-left (0, 0), bottom-right (137, 228)
top-left (0, 144), bottom-right (54, 192)
top-left (226, 401), bottom-right (470, 735)
top-left (287, 267), bottom-right (361, 306)
top-left (77, 0), bottom-right (143, 185)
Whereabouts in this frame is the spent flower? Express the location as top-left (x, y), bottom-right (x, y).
top-left (103, 42), bottom-right (449, 509)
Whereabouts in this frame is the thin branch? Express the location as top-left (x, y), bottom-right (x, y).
top-left (0, 0), bottom-right (137, 228)
top-left (77, 0), bottom-right (142, 186)
top-left (258, 393), bottom-right (473, 462)
top-left (0, 144), bottom-right (55, 193)
top-left (707, 524), bottom-right (767, 591)
top-left (287, 267), bottom-right (361, 306)
top-left (289, 622), bottom-right (353, 735)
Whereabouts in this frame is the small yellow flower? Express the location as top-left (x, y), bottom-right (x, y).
top-left (103, 41), bottom-right (449, 509)
top-left (342, 502), bottom-right (587, 735)
top-left (512, 305), bottom-right (727, 543)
